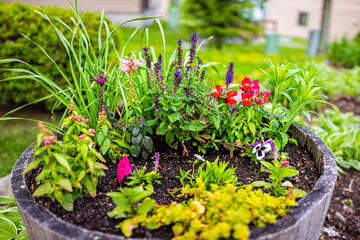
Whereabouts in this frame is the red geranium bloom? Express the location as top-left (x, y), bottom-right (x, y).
top-left (241, 92), bottom-right (252, 106)
top-left (211, 85), bottom-right (223, 99)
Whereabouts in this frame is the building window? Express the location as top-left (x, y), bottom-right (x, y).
top-left (298, 12), bottom-right (308, 26)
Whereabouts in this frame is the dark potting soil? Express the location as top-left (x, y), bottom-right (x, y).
top-left (28, 136), bottom-right (319, 239)
top-left (320, 168), bottom-right (360, 240)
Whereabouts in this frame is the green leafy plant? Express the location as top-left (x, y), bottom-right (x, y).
top-left (23, 102), bottom-right (107, 211)
top-left (115, 179), bottom-right (297, 239)
top-left (251, 156), bottom-right (305, 197)
top-left (263, 61), bottom-right (327, 149)
top-left (178, 157), bottom-right (238, 191)
top-left (0, 196), bottom-right (29, 240)
top-left (126, 167), bottom-right (162, 187)
top-left (303, 107), bottom-right (360, 173)
top-left (183, 0), bottom-right (258, 48)
top-left (328, 34), bottom-right (360, 69)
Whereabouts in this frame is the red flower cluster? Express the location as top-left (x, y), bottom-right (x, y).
top-left (239, 77), bottom-right (272, 106)
top-left (211, 85), bottom-right (238, 105)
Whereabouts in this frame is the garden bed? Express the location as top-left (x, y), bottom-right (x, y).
top-left (26, 135), bottom-right (319, 239)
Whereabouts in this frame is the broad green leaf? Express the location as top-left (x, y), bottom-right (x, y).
top-left (130, 145), bottom-right (141, 157)
top-left (97, 131), bottom-right (105, 145)
top-left (168, 112), bottom-right (181, 122)
top-left (165, 132), bottom-right (174, 146)
top-left (248, 122), bottom-right (256, 136)
top-left (101, 138), bottom-right (111, 155)
top-left (146, 117), bottom-right (159, 127)
top-left (142, 136), bottom-right (153, 153)
top-left (0, 216), bottom-right (17, 240)
top-left (62, 192), bottom-right (73, 211)
top-left (251, 181), bottom-right (267, 187)
top-left (22, 158), bottom-right (42, 174)
top-left (53, 153), bottom-right (72, 172)
top-left (181, 121), bottom-right (206, 131)
top-left (54, 190), bottom-right (64, 204)
top-left (137, 198), bottom-right (155, 215)
top-left (132, 134), bottom-right (142, 145)
top-left (90, 148), bottom-right (106, 162)
top-left (293, 189), bottom-right (307, 198)
top-left (57, 178), bottom-right (73, 192)
top-left (81, 143), bottom-right (88, 161)
top-left (33, 181), bottom-right (52, 197)
top-left (114, 139), bottom-right (130, 149)
top-left (132, 127), bottom-right (140, 137)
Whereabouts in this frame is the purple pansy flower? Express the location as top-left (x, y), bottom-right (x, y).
top-left (251, 139), bottom-right (278, 160)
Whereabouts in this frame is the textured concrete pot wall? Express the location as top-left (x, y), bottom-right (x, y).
top-left (11, 123), bottom-right (337, 240)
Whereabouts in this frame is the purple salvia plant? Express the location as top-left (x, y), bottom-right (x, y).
top-left (186, 32), bottom-right (198, 72)
top-left (143, 47), bottom-right (152, 70)
top-left (154, 152), bottom-right (160, 170)
top-left (225, 62), bottom-right (234, 87)
top-left (93, 72), bottom-right (107, 111)
top-left (154, 54), bottom-right (165, 90)
top-left (200, 69), bottom-right (205, 81)
top-left (173, 69), bottom-right (182, 93)
top-left (176, 38), bottom-right (184, 70)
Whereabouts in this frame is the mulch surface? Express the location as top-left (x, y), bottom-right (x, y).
top-left (320, 94), bottom-right (360, 240)
top-left (29, 136), bottom-right (319, 239)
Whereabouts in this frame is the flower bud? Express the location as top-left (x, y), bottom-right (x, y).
top-left (44, 140), bottom-right (51, 145)
top-left (89, 129), bottom-right (96, 134)
top-left (73, 116), bottom-right (79, 121)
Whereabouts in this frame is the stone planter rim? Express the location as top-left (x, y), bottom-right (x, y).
top-left (11, 123), bottom-right (337, 240)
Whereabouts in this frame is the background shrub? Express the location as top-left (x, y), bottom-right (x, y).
top-left (328, 33), bottom-right (360, 69)
top-left (0, 2), bottom-right (120, 109)
top-left (183, 0), bottom-right (258, 49)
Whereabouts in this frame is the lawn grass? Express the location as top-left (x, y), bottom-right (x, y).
top-left (0, 23), bottom-right (320, 177)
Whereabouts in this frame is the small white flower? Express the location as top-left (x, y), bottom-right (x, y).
top-left (194, 154), bottom-right (205, 162)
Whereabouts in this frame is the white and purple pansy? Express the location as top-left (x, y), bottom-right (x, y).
top-left (251, 139), bottom-right (278, 160)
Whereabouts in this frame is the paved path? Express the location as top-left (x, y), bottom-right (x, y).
top-left (0, 174), bottom-right (12, 197)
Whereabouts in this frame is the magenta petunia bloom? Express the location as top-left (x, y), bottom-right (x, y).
top-left (117, 156), bottom-right (132, 183)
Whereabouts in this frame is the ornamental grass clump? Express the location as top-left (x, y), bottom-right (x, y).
top-left (1, 1), bottom-right (327, 239)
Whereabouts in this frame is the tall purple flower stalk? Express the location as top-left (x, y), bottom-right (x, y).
top-left (177, 38), bottom-right (184, 70)
top-left (154, 54), bottom-right (165, 89)
top-left (143, 47), bottom-right (152, 70)
top-left (225, 62), bottom-right (234, 87)
top-left (173, 69), bottom-right (182, 92)
top-left (93, 72), bottom-right (107, 110)
top-left (187, 32), bottom-right (198, 69)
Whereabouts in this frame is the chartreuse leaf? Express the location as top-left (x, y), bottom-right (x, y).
top-left (114, 139), bottom-right (130, 149)
top-left (251, 181), bottom-right (267, 187)
top-left (53, 153), bottom-right (72, 172)
top-left (168, 112), bottom-right (181, 122)
top-left (33, 181), bottom-right (53, 197)
top-left (146, 117), bottom-right (159, 127)
top-left (0, 216), bottom-right (17, 240)
top-left (62, 192), bottom-right (73, 211)
top-left (293, 189), bottom-right (307, 198)
top-left (91, 148), bottom-right (106, 162)
top-left (121, 219), bottom-right (137, 238)
top-left (101, 138), bottom-right (111, 155)
top-left (165, 132), bottom-right (174, 146)
top-left (22, 158), bottom-right (42, 174)
top-left (137, 198), bottom-right (155, 215)
top-left (57, 178), bottom-right (73, 192)
top-left (181, 120), bottom-right (206, 131)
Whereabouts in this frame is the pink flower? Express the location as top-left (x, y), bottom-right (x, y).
top-left (119, 59), bottom-right (131, 73)
top-left (44, 140), bottom-right (51, 145)
top-left (85, 119), bottom-right (90, 123)
top-left (119, 58), bottom-right (143, 73)
top-left (49, 136), bottom-right (56, 141)
top-left (89, 129), bottom-right (96, 134)
top-left (117, 156), bottom-right (132, 183)
top-left (73, 116), bottom-right (79, 121)
top-left (78, 134), bottom-right (86, 140)
top-left (280, 158), bottom-right (290, 168)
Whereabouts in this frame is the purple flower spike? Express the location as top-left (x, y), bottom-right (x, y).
top-left (154, 152), bottom-right (160, 170)
top-left (93, 72), bottom-right (106, 87)
top-left (225, 62), bottom-right (234, 86)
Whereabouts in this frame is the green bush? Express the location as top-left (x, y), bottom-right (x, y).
top-left (328, 34), bottom-right (360, 68)
top-left (183, 0), bottom-right (258, 49)
top-left (0, 2), bottom-right (120, 109)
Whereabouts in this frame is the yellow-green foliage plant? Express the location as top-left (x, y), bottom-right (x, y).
top-left (108, 178), bottom-right (298, 240)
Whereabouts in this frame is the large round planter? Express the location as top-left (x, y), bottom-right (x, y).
top-left (11, 123), bottom-right (337, 240)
